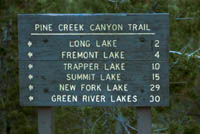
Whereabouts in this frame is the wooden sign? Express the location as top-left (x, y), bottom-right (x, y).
top-left (18, 13), bottom-right (169, 106)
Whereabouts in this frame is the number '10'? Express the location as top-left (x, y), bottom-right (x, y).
top-left (152, 63), bottom-right (160, 70)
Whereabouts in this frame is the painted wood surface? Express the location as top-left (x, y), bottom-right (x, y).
top-left (137, 107), bottom-right (152, 134)
top-left (38, 107), bottom-right (55, 134)
top-left (18, 13), bottom-right (169, 106)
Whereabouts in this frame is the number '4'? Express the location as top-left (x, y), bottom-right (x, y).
top-left (155, 51), bottom-right (160, 58)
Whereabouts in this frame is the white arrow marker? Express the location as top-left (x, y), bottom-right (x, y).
top-left (28, 64), bottom-right (33, 70)
top-left (28, 41), bottom-right (32, 47)
top-left (29, 96), bottom-right (34, 101)
top-left (28, 74), bottom-right (33, 80)
top-left (28, 52), bottom-right (33, 58)
top-left (29, 85), bottom-right (34, 91)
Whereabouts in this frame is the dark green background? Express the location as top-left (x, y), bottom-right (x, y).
top-left (18, 14), bottom-right (169, 106)
top-left (0, 0), bottom-right (200, 133)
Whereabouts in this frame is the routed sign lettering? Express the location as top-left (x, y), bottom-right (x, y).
top-left (18, 13), bottom-right (169, 106)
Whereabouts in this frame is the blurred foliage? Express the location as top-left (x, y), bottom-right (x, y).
top-left (0, 0), bottom-right (200, 134)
